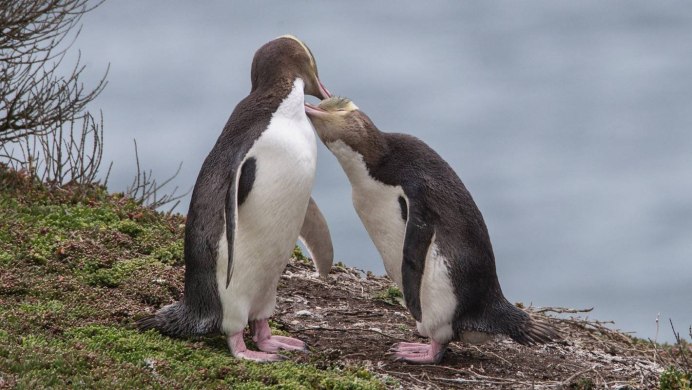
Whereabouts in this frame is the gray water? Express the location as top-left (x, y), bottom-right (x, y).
top-left (73, 1), bottom-right (691, 343)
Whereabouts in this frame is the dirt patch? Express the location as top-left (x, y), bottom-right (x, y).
top-left (1, 167), bottom-right (689, 389)
top-left (271, 260), bottom-right (686, 389)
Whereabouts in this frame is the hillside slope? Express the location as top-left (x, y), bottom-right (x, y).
top-left (0, 166), bottom-right (689, 389)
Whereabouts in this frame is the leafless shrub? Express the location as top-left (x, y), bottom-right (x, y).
top-left (1, 0), bottom-right (108, 144)
top-left (669, 319), bottom-right (690, 372)
top-left (0, 111), bottom-right (111, 187)
top-left (1, 0), bottom-right (186, 211)
top-left (126, 139), bottom-right (189, 213)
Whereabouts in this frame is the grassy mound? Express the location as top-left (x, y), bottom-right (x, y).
top-left (0, 165), bottom-right (689, 389)
top-left (0, 166), bottom-right (385, 389)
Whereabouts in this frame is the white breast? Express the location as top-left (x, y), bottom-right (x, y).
top-left (327, 140), bottom-right (458, 344)
top-left (326, 140), bottom-right (407, 287)
top-left (217, 78), bottom-right (317, 335)
top-left (418, 239), bottom-right (457, 343)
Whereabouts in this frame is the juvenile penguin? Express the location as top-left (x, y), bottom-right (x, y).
top-left (306, 97), bottom-right (558, 364)
top-left (138, 36), bottom-right (333, 362)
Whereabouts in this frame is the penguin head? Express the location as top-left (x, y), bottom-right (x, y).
top-left (251, 35), bottom-right (330, 99)
top-left (306, 97), bottom-right (385, 161)
top-left (305, 96), bottom-right (360, 139)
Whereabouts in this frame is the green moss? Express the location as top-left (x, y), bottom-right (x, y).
top-left (268, 320), bottom-right (290, 337)
top-left (152, 240), bottom-right (184, 265)
top-left (133, 224), bottom-right (179, 256)
top-left (0, 250), bottom-right (14, 266)
top-left (293, 245), bottom-right (308, 262)
top-left (567, 377), bottom-right (595, 389)
top-left (24, 233), bottom-right (58, 265)
top-left (61, 325), bottom-right (384, 389)
top-left (30, 203), bottom-right (120, 231)
top-left (79, 258), bottom-right (150, 288)
top-left (19, 300), bottom-right (65, 315)
top-left (374, 285), bottom-right (403, 306)
top-left (660, 366), bottom-right (691, 390)
top-left (0, 167), bottom-right (386, 389)
top-left (117, 219), bottom-right (144, 237)
top-left (1, 332), bottom-right (157, 389)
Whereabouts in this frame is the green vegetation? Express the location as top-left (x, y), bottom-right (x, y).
top-left (660, 366), bottom-right (691, 390)
top-left (0, 166), bottom-right (385, 389)
top-left (373, 286), bottom-right (403, 306)
top-left (569, 378), bottom-right (594, 390)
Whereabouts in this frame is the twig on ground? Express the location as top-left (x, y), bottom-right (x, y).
top-left (651, 312), bottom-right (661, 364)
top-left (670, 318), bottom-right (690, 369)
top-left (468, 345), bottom-right (512, 367)
top-left (126, 139), bottom-right (189, 212)
top-left (294, 325), bottom-right (409, 342)
top-left (560, 364), bottom-right (597, 388)
top-left (534, 307), bottom-right (594, 315)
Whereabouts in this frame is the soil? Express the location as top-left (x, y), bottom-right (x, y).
top-left (1, 166), bottom-right (688, 389)
top-left (268, 259), bottom-right (686, 389)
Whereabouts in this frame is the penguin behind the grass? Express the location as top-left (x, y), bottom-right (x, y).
top-left (138, 36), bottom-right (333, 363)
top-left (305, 97), bottom-right (559, 364)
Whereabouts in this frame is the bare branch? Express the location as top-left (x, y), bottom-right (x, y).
top-left (125, 140), bottom-right (190, 212)
top-left (1, 0), bottom-right (108, 144)
top-left (0, 110), bottom-right (109, 187)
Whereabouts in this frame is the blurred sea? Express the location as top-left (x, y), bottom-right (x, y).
top-left (73, 1), bottom-right (691, 342)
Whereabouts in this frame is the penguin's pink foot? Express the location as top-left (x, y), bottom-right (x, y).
top-left (227, 331), bottom-right (284, 362)
top-left (390, 340), bottom-right (447, 364)
top-left (251, 319), bottom-right (306, 353)
top-left (256, 335), bottom-right (306, 353)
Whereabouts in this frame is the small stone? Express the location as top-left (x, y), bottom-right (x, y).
top-left (144, 358), bottom-right (156, 370)
top-left (369, 327), bottom-right (382, 333)
top-left (295, 310), bottom-right (313, 317)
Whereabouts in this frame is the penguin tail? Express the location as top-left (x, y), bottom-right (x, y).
top-left (137, 301), bottom-right (217, 338)
top-left (507, 316), bottom-right (560, 346)
top-left (493, 300), bottom-right (561, 346)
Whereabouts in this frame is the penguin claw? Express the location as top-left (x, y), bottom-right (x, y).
top-left (250, 319), bottom-right (307, 354)
top-left (256, 335), bottom-right (306, 353)
top-left (389, 341), bottom-right (447, 364)
top-left (234, 350), bottom-right (286, 363)
top-left (227, 330), bottom-right (288, 363)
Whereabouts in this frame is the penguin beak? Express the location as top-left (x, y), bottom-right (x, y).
top-left (317, 79), bottom-right (331, 99)
top-left (305, 102), bottom-right (327, 117)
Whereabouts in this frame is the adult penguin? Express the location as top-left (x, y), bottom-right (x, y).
top-left (138, 35), bottom-right (332, 362)
top-left (306, 97), bottom-right (558, 364)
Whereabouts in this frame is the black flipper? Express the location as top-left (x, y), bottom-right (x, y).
top-left (299, 197), bottom-right (334, 278)
top-left (401, 196), bottom-right (435, 322)
top-left (224, 156), bottom-right (256, 288)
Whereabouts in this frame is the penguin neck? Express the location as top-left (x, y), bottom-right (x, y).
top-left (340, 128), bottom-right (389, 172)
top-left (252, 71), bottom-right (299, 97)
top-left (327, 138), bottom-right (389, 189)
top-left (252, 77), bottom-right (306, 118)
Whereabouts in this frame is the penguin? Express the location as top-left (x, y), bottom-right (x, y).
top-left (137, 35), bottom-right (333, 362)
top-left (305, 97), bottom-right (558, 364)
top-left (300, 197), bottom-right (334, 279)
